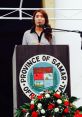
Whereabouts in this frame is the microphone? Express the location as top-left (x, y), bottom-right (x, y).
top-left (38, 24), bottom-right (52, 32)
top-left (43, 25), bottom-right (52, 32)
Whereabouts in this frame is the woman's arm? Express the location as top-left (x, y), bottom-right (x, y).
top-left (22, 31), bottom-right (29, 45)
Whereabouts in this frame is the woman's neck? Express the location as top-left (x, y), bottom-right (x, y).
top-left (35, 26), bottom-right (43, 33)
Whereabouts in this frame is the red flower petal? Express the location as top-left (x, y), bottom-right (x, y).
top-left (53, 93), bottom-right (61, 98)
top-left (32, 111), bottom-right (38, 117)
top-left (48, 103), bottom-right (55, 110)
top-left (74, 110), bottom-right (82, 117)
top-left (37, 95), bottom-right (43, 100)
top-left (22, 109), bottom-right (27, 113)
top-left (64, 108), bottom-right (69, 113)
top-left (30, 104), bottom-right (35, 110)
top-left (64, 100), bottom-right (70, 106)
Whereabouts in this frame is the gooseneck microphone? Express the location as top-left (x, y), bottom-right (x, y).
top-left (38, 24), bottom-right (52, 32)
top-left (38, 24), bottom-right (82, 49)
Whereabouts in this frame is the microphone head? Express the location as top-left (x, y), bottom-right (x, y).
top-left (37, 24), bottom-right (52, 31)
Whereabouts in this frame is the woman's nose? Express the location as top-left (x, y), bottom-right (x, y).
top-left (38, 17), bottom-right (41, 20)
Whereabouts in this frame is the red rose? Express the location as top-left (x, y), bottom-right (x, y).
top-left (64, 100), bottom-right (70, 106)
top-left (64, 108), bottom-right (69, 113)
top-left (37, 95), bottom-right (43, 100)
top-left (22, 109), bottom-right (27, 113)
top-left (79, 114), bottom-right (82, 117)
top-left (30, 104), bottom-right (35, 110)
top-left (53, 93), bottom-right (61, 98)
top-left (48, 103), bottom-right (55, 110)
top-left (74, 110), bottom-right (82, 117)
top-left (32, 111), bottom-right (38, 117)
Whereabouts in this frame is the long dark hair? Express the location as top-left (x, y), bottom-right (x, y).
top-left (33, 9), bottom-right (52, 43)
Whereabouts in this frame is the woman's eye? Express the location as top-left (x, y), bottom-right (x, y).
top-left (35, 16), bottom-right (39, 18)
top-left (35, 15), bottom-right (44, 18)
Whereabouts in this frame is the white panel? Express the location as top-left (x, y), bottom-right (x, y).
top-left (55, 0), bottom-right (82, 107)
top-left (55, 0), bottom-right (82, 9)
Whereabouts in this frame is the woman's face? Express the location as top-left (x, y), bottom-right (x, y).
top-left (34, 12), bottom-right (45, 27)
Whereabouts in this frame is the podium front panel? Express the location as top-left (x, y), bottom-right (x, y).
top-left (13, 45), bottom-right (70, 109)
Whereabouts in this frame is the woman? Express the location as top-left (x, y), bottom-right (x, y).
top-left (22, 9), bottom-right (55, 45)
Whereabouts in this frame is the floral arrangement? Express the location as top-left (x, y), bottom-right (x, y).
top-left (15, 90), bottom-right (82, 117)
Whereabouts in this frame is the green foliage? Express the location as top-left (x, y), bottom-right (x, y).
top-left (15, 91), bottom-right (82, 117)
top-left (77, 106), bottom-right (82, 112)
top-left (69, 96), bottom-right (78, 103)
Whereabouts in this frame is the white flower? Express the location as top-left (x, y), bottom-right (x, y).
top-left (37, 103), bottom-right (42, 109)
top-left (45, 93), bottom-right (50, 98)
top-left (30, 100), bottom-right (34, 104)
top-left (42, 116), bottom-right (45, 117)
top-left (41, 109), bottom-right (45, 114)
top-left (54, 108), bottom-right (59, 112)
top-left (25, 112), bottom-right (29, 117)
top-left (56, 91), bottom-right (60, 94)
top-left (57, 99), bottom-right (62, 104)
top-left (40, 91), bottom-right (44, 94)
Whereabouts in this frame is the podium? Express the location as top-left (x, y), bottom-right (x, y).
top-left (13, 45), bottom-right (71, 112)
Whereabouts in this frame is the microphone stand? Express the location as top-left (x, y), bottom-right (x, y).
top-left (45, 27), bottom-right (82, 49)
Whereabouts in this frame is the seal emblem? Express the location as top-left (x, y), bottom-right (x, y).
top-left (19, 54), bottom-right (68, 98)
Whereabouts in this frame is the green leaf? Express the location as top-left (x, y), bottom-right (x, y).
top-left (77, 106), bottom-right (82, 112)
top-left (15, 109), bottom-right (22, 117)
top-left (20, 103), bottom-right (30, 109)
top-left (69, 96), bottom-right (78, 103)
